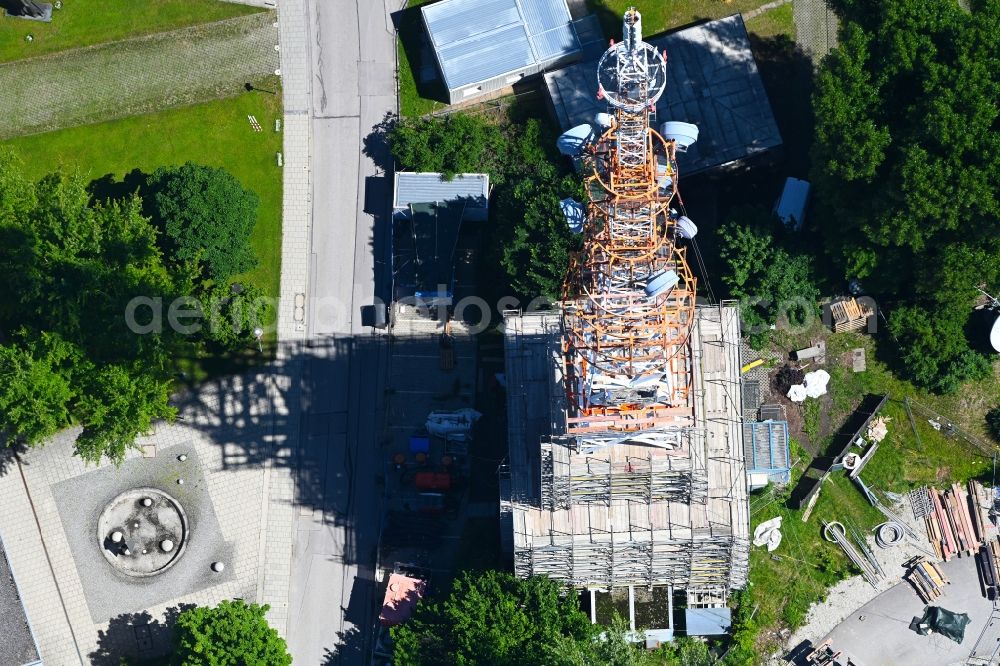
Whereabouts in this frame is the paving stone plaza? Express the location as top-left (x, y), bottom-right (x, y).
top-left (0, 366), bottom-right (299, 663)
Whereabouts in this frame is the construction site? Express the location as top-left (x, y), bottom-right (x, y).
top-left (500, 7), bottom-right (749, 637)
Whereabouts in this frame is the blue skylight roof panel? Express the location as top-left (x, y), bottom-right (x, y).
top-left (423, 0), bottom-right (521, 47)
top-left (531, 24), bottom-right (580, 61)
top-left (518, 0), bottom-right (572, 35)
top-left (438, 24), bottom-right (534, 88)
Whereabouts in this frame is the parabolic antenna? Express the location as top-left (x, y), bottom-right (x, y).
top-left (989, 312), bottom-right (1000, 353)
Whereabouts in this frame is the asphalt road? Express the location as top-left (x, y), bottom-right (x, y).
top-left (285, 0), bottom-right (396, 663)
top-left (822, 556), bottom-right (997, 665)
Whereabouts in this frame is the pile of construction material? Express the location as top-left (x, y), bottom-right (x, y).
top-left (977, 538), bottom-right (1000, 600)
top-left (823, 520), bottom-right (884, 588)
top-left (920, 482), bottom-right (989, 560)
top-left (904, 556), bottom-right (949, 603)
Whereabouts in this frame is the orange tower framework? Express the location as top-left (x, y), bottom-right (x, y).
top-left (562, 7), bottom-right (698, 451)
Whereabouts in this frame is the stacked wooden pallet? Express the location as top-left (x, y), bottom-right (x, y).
top-left (904, 556), bottom-right (950, 603)
top-left (924, 483), bottom-right (983, 560)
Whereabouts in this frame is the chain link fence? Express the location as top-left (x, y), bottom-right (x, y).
top-left (793, 0), bottom-right (839, 65)
top-left (0, 11), bottom-right (278, 139)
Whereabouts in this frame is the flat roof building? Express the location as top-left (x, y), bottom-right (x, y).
top-left (391, 172), bottom-right (488, 303)
top-left (422, 0), bottom-right (583, 104)
top-left (393, 172), bottom-right (489, 222)
top-left (545, 14), bottom-right (782, 176)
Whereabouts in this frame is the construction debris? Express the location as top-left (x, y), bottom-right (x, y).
top-left (866, 416), bottom-right (890, 442)
top-left (794, 341), bottom-right (826, 363)
top-left (823, 520), bottom-right (883, 588)
top-left (875, 521), bottom-right (905, 548)
top-left (805, 638), bottom-right (843, 665)
top-left (788, 369), bottom-right (831, 402)
top-left (909, 486), bottom-right (934, 520)
top-left (904, 556), bottom-right (949, 603)
top-left (424, 409), bottom-right (481, 438)
top-left (977, 537), bottom-right (1000, 600)
top-left (830, 297), bottom-right (874, 333)
top-left (753, 516), bottom-right (783, 552)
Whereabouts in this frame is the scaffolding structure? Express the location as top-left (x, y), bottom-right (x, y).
top-left (502, 8), bottom-right (749, 597)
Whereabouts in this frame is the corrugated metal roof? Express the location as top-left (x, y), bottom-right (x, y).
top-left (685, 607), bottom-right (732, 636)
top-left (393, 172), bottom-right (489, 209)
top-left (423, 0), bottom-right (580, 90)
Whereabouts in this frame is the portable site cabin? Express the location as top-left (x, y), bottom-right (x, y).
top-left (422, 0), bottom-right (583, 104)
top-left (391, 172), bottom-right (490, 304)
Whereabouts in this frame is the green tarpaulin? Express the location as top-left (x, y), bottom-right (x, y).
top-left (911, 606), bottom-right (971, 644)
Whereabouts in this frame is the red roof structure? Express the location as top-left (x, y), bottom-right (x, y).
top-left (379, 573), bottom-right (427, 626)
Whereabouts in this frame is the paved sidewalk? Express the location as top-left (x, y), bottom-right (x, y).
top-left (276, 0), bottom-right (312, 344)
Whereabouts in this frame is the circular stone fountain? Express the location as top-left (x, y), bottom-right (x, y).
top-left (97, 487), bottom-right (188, 577)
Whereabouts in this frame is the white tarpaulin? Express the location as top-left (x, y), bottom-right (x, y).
top-left (803, 369), bottom-right (830, 398)
top-left (425, 408), bottom-right (482, 438)
top-left (787, 384), bottom-right (808, 402)
top-left (753, 516), bottom-right (783, 552)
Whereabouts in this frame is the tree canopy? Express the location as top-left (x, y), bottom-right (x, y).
top-left (145, 162), bottom-right (259, 283)
top-left (716, 208), bottom-right (819, 347)
top-left (391, 570), bottom-right (592, 666)
top-left (391, 570), bottom-right (721, 666)
top-left (171, 599), bottom-right (291, 666)
top-left (0, 150), bottom-right (266, 463)
top-left (811, 0), bottom-right (1000, 389)
top-left (0, 150), bottom-right (180, 462)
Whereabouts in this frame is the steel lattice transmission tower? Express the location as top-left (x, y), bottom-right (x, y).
top-left (562, 7), bottom-right (698, 452)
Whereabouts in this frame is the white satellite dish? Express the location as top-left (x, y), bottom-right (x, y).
top-left (594, 112), bottom-right (614, 129)
top-left (660, 121), bottom-right (699, 151)
top-left (557, 124), bottom-right (595, 157)
top-left (645, 270), bottom-right (679, 298)
top-left (560, 198), bottom-right (585, 233)
top-left (990, 312), bottom-right (1000, 353)
top-left (677, 216), bottom-right (698, 239)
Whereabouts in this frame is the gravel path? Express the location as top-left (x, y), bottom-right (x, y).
top-left (0, 12), bottom-right (278, 138)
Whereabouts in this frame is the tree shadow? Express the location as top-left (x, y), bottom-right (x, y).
top-left (0, 442), bottom-right (24, 477)
top-left (321, 625), bottom-right (365, 665)
top-left (88, 169), bottom-right (149, 207)
top-left (749, 33), bottom-right (816, 179)
top-left (89, 603), bottom-right (194, 665)
top-left (362, 112), bottom-right (396, 174)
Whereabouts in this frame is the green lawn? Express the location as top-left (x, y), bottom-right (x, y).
top-left (587, 0), bottom-right (776, 37)
top-left (744, 2), bottom-right (796, 39)
top-left (742, 327), bottom-right (1000, 654)
top-left (2, 85), bottom-right (283, 300)
top-left (397, 0), bottom-right (447, 117)
top-left (0, 0), bottom-right (259, 63)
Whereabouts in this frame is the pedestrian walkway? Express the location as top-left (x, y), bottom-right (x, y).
top-left (275, 0), bottom-right (311, 344)
top-left (0, 12), bottom-right (279, 138)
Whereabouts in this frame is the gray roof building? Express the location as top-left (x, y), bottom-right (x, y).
top-left (545, 14), bottom-right (782, 176)
top-left (422, 0), bottom-right (583, 104)
top-left (393, 172), bottom-right (489, 222)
